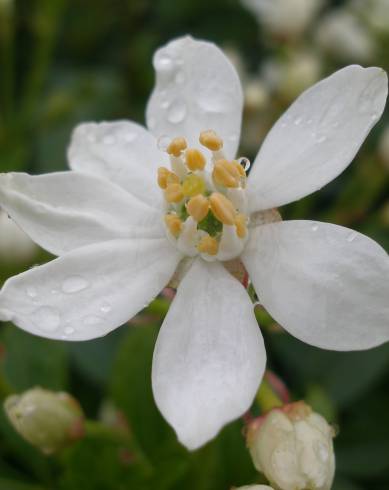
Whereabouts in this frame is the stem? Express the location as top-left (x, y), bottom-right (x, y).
top-left (256, 377), bottom-right (284, 413)
top-left (0, 0), bottom-right (14, 123)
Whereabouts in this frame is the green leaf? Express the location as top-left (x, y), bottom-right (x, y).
top-left (0, 479), bottom-right (45, 490)
top-left (0, 325), bottom-right (69, 391)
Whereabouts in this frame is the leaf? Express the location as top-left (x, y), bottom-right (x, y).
top-left (0, 325), bottom-right (69, 391)
top-left (0, 479), bottom-right (45, 490)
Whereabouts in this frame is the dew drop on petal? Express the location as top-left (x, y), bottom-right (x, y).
top-left (238, 157), bottom-right (251, 172)
top-left (155, 54), bottom-right (174, 72)
top-left (83, 315), bottom-right (103, 326)
top-left (123, 132), bottom-right (136, 143)
top-left (64, 326), bottom-right (75, 335)
top-left (294, 116), bottom-right (303, 125)
top-left (311, 223), bottom-right (319, 232)
top-left (167, 100), bottom-right (187, 124)
top-left (100, 303), bottom-right (111, 314)
top-left (160, 99), bottom-right (170, 109)
top-left (62, 276), bottom-right (89, 294)
top-left (347, 232), bottom-right (358, 242)
top-left (315, 133), bottom-right (327, 143)
top-left (26, 287), bottom-right (37, 299)
top-left (32, 306), bottom-right (60, 332)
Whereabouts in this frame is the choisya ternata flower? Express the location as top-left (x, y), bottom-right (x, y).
top-left (0, 36), bottom-right (388, 450)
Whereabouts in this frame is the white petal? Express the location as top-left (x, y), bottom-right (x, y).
top-left (152, 258), bottom-right (265, 450)
top-left (247, 65), bottom-right (388, 212)
top-left (0, 238), bottom-right (181, 340)
top-left (68, 121), bottom-right (166, 209)
top-left (146, 36), bottom-right (243, 160)
top-left (0, 171), bottom-right (162, 256)
top-left (242, 220), bottom-right (389, 350)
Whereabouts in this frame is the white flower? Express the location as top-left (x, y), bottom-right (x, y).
top-left (0, 209), bottom-right (37, 263)
top-left (0, 36), bottom-right (388, 450)
top-left (247, 402), bottom-right (335, 490)
top-left (315, 9), bottom-right (375, 62)
top-left (241, 0), bottom-right (323, 38)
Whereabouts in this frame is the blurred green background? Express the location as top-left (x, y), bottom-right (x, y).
top-left (0, 0), bottom-right (389, 489)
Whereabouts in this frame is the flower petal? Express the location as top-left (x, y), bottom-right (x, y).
top-left (68, 121), bottom-right (166, 209)
top-left (152, 258), bottom-right (265, 450)
top-left (247, 65), bottom-right (388, 212)
top-left (0, 171), bottom-right (162, 256)
top-left (242, 220), bottom-right (389, 350)
top-left (0, 238), bottom-right (182, 340)
top-left (146, 36), bottom-right (243, 160)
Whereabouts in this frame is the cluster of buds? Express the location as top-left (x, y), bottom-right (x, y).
top-left (246, 402), bottom-right (335, 490)
top-left (4, 387), bottom-right (84, 455)
top-left (158, 130), bottom-right (249, 261)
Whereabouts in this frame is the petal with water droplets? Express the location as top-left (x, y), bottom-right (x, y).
top-left (0, 171), bottom-right (162, 256)
top-left (152, 258), bottom-right (265, 450)
top-left (68, 121), bottom-right (166, 209)
top-left (247, 65), bottom-right (388, 211)
top-left (0, 238), bottom-right (182, 340)
top-left (146, 36), bottom-right (243, 160)
top-left (242, 220), bottom-right (389, 350)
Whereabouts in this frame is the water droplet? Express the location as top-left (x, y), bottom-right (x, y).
top-left (174, 70), bottom-right (186, 84)
top-left (62, 276), bottom-right (89, 294)
top-left (64, 326), bottom-right (75, 335)
top-left (51, 289), bottom-right (59, 295)
top-left (315, 134), bottom-right (327, 143)
top-left (32, 306), bottom-right (60, 332)
top-left (100, 303), bottom-right (111, 314)
top-left (83, 315), bottom-right (103, 326)
top-left (102, 135), bottom-right (115, 145)
top-left (155, 54), bottom-right (174, 72)
top-left (371, 112), bottom-right (379, 121)
top-left (347, 232), bottom-right (357, 242)
top-left (167, 100), bottom-right (187, 124)
top-left (160, 99), bottom-right (170, 109)
top-left (238, 157), bottom-right (251, 172)
top-left (26, 287), bottom-right (37, 299)
top-left (229, 133), bottom-right (238, 142)
top-left (306, 118), bottom-right (313, 125)
top-left (294, 116), bottom-right (303, 125)
top-left (311, 223), bottom-right (319, 232)
top-left (157, 135), bottom-right (171, 152)
top-left (123, 132), bottom-right (136, 142)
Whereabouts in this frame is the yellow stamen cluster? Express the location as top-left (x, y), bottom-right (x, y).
top-left (158, 131), bottom-right (249, 258)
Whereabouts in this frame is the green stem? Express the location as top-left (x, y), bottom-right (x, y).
top-left (256, 377), bottom-right (283, 413)
top-left (145, 297), bottom-right (170, 317)
top-left (0, 1), bottom-right (15, 123)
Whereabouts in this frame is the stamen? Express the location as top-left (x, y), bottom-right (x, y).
top-left (235, 213), bottom-right (248, 238)
top-left (157, 167), bottom-right (179, 189)
top-left (182, 174), bottom-right (206, 197)
top-left (167, 137), bottom-right (187, 157)
top-left (197, 235), bottom-right (219, 256)
top-left (209, 192), bottom-right (236, 225)
top-left (199, 130), bottom-right (223, 151)
top-left (164, 183), bottom-right (184, 203)
top-left (164, 214), bottom-right (182, 237)
top-left (212, 159), bottom-right (241, 188)
top-left (186, 195), bottom-right (209, 222)
top-left (185, 148), bottom-right (206, 171)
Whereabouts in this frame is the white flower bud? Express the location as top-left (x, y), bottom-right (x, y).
top-left (247, 402), bottom-right (335, 490)
top-left (241, 0), bottom-right (323, 38)
top-left (0, 210), bottom-right (37, 263)
top-left (4, 387), bottom-right (84, 455)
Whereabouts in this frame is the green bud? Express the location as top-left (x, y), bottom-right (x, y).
top-left (4, 387), bottom-right (84, 455)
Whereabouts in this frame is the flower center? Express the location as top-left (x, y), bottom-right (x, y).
top-left (157, 130), bottom-right (250, 261)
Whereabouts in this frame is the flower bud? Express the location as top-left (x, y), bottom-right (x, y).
top-left (4, 387), bottom-right (84, 455)
top-left (247, 402), bottom-right (335, 490)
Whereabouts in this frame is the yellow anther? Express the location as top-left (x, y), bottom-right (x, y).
top-left (212, 159), bottom-right (241, 188)
top-left (209, 192), bottom-right (236, 225)
top-left (167, 137), bottom-right (187, 157)
top-left (164, 183), bottom-right (184, 203)
top-left (157, 167), bottom-right (179, 189)
top-left (186, 195), bottom-right (209, 222)
top-left (164, 214), bottom-right (182, 237)
top-left (197, 234), bottom-right (219, 256)
top-left (199, 130), bottom-right (223, 151)
top-left (235, 213), bottom-right (248, 238)
top-left (182, 174), bottom-right (206, 197)
top-left (185, 148), bottom-right (206, 171)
